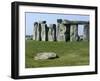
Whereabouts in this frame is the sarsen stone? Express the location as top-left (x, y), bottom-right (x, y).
top-left (34, 52), bottom-right (58, 60)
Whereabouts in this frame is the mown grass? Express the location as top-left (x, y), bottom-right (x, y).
top-left (25, 40), bottom-right (89, 68)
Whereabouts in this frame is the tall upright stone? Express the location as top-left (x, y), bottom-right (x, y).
top-left (49, 24), bottom-right (57, 41)
top-left (38, 22), bottom-right (42, 41)
top-left (40, 21), bottom-right (47, 41)
top-left (83, 24), bottom-right (89, 41)
top-left (53, 24), bottom-right (57, 41)
top-left (70, 25), bottom-right (74, 41)
top-left (64, 24), bottom-right (70, 42)
top-left (57, 19), bottom-right (62, 41)
top-left (62, 20), bottom-right (70, 42)
top-left (48, 25), bottom-right (53, 41)
top-left (57, 19), bottom-right (66, 41)
top-left (45, 24), bottom-right (49, 41)
top-left (33, 22), bottom-right (39, 40)
top-left (74, 24), bottom-right (78, 41)
top-left (70, 24), bottom-right (78, 41)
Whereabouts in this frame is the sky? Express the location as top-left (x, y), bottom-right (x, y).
top-left (25, 12), bottom-right (89, 36)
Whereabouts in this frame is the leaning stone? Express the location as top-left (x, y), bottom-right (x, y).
top-left (34, 52), bottom-right (58, 60)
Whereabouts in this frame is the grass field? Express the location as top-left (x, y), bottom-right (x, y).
top-left (25, 40), bottom-right (89, 68)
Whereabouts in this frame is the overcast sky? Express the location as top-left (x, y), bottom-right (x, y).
top-left (25, 12), bottom-right (89, 36)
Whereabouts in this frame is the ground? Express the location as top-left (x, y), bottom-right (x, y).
top-left (25, 40), bottom-right (89, 68)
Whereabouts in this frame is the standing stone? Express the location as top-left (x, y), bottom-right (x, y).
top-left (70, 25), bottom-right (74, 41)
top-left (33, 22), bottom-right (39, 40)
top-left (57, 19), bottom-right (66, 41)
top-left (53, 24), bottom-right (57, 41)
top-left (83, 24), bottom-right (89, 41)
top-left (33, 22), bottom-right (37, 40)
top-left (49, 24), bottom-right (57, 41)
top-left (48, 27), bottom-right (53, 41)
top-left (38, 23), bottom-right (42, 41)
top-left (45, 24), bottom-right (49, 41)
top-left (70, 24), bottom-right (78, 41)
top-left (59, 24), bottom-right (66, 41)
top-left (62, 20), bottom-right (70, 42)
top-left (57, 19), bottom-right (62, 41)
top-left (41, 21), bottom-right (47, 41)
top-left (74, 24), bottom-right (78, 41)
top-left (64, 24), bottom-right (70, 42)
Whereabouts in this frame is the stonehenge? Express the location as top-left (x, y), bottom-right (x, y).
top-left (33, 19), bottom-right (89, 42)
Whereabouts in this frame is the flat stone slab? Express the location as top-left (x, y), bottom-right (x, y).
top-left (34, 52), bottom-right (58, 60)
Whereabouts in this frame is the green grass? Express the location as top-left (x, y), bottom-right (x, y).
top-left (25, 40), bottom-right (89, 68)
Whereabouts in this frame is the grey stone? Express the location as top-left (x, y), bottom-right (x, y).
top-left (70, 24), bottom-right (78, 41)
top-left (48, 26), bottom-right (53, 41)
top-left (64, 24), bottom-right (70, 42)
top-left (57, 23), bottom-right (66, 41)
top-left (41, 23), bottom-right (46, 41)
top-left (83, 24), bottom-right (89, 41)
top-left (33, 22), bottom-right (38, 40)
top-left (34, 52), bottom-right (58, 60)
top-left (49, 24), bottom-right (57, 41)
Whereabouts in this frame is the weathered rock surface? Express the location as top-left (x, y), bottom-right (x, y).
top-left (34, 52), bottom-right (58, 60)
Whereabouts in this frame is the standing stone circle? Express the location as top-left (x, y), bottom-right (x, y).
top-left (34, 52), bottom-right (58, 60)
top-left (33, 19), bottom-right (89, 42)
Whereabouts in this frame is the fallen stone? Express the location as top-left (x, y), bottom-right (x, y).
top-left (34, 52), bottom-right (58, 60)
